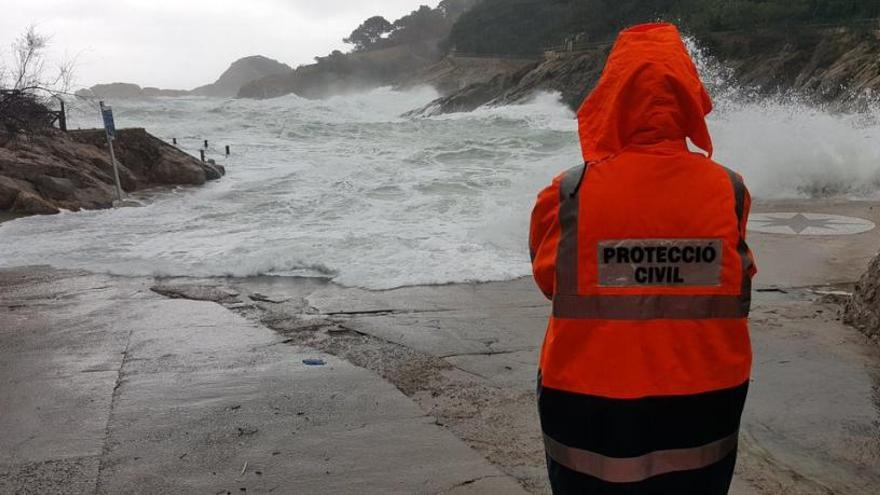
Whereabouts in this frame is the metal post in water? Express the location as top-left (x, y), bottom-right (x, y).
top-left (58, 99), bottom-right (67, 132)
top-left (225, 145), bottom-right (230, 156)
top-left (199, 149), bottom-right (205, 162)
top-left (107, 138), bottom-right (123, 202)
top-left (99, 101), bottom-right (124, 203)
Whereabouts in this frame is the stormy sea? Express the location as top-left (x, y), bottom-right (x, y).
top-left (0, 53), bottom-right (878, 290)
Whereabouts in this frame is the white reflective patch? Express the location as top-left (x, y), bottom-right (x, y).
top-left (598, 239), bottom-right (723, 287)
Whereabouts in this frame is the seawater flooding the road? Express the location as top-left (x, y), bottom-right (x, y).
top-left (1, 76), bottom-right (879, 289)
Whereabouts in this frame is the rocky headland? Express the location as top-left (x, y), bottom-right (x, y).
top-left (409, 25), bottom-right (880, 116)
top-left (191, 55), bottom-right (292, 97)
top-left (72, 3), bottom-right (880, 115)
top-left (238, 43), bottom-right (442, 99)
top-left (0, 127), bottom-right (224, 215)
top-left (396, 54), bottom-right (538, 95)
top-left (75, 82), bottom-right (190, 99)
top-left (76, 55), bottom-right (292, 100)
top-left (237, 1), bottom-right (479, 100)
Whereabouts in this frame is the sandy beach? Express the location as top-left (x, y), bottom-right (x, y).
top-left (1, 198), bottom-right (879, 494)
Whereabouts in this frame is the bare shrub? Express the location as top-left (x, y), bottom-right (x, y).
top-left (0, 25), bottom-right (77, 135)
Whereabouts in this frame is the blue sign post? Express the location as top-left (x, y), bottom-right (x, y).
top-left (99, 101), bottom-right (123, 203)
top-left (101, 105), bottom-right (116, 139)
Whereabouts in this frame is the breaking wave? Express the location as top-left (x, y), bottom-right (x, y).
top-left (687, 37), bottom-right (880, 198)
top-left (0, 88), bottom-right (579, 288)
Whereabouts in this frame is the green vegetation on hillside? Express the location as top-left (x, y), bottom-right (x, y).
top-left (679, 0), bottom-right (880, 31)
top-left (448, 0), bottom-right (880, 55)
top-left (343, 0), bottom-right (480, 52)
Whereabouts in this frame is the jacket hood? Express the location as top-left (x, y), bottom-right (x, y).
top-left (577, 23), bottom-right (713, 162)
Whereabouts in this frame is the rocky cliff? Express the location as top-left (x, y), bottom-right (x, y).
top-left (700, 27), bottom-right (880, 103)
top-left (845, 251), bottom-right (880, 344)
top-left (0, 128), bottom-right (225, 215)
top-left (238, 43), bottom-right (442, 99)
top-left (405, 47), bottom-right (608, 116)
top-left (397, 55), bottom-right (539, 95)
top-left (191, 55), bottom-right (292, 97)
top-left (238, 0), bottom-right (479, 100)
top-left (410, 25), bottom-right (880, 116)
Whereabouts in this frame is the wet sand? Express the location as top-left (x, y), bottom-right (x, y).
top-left (1, 198), bottom-right (879, 493)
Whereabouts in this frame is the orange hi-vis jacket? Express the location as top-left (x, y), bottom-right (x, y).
top-left (530, 23), bottom-right (756, 493)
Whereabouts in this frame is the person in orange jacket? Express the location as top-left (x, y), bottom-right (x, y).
top-left (529, 23), bottom-right (757, 494)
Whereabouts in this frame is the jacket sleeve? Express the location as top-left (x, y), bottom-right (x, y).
top-left (529, 177), bottom-right (562, 299)
top-left (741, 182), bottom-right (758, 278)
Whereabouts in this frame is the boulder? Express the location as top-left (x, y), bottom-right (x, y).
top-left (150, 156), bottom-right (207, 185)
top-left (0, 176), bottom-right (34, 210)
top-left (203, 163), bottom-right (225, 181)
top-left (10, 191), bottom-right (60, 215)
top-left (68, 128), bottom-right (225, 186)
top-left (844, 253), bottom-right (880, 342)
top-left (33, 176), bottom-right (77, 200)
top-left (1, 128), bottom-right (225, 216)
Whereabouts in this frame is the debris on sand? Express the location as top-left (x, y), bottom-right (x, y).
top-left (151, 284), bottom-right (240, 304)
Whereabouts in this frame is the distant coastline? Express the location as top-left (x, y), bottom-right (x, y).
top-left (79, 25), bottom-right (880, 122)
top-left (71, 1), bottom-right (880, 119)
top-left (76, 55), bottom-right (292, 100)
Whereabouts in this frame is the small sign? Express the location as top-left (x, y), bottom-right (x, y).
top-left (101, 105), bottom-right (116, 138)
top-left (98, 101), bottom-right (124, 202)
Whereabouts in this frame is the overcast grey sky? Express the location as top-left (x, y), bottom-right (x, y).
top-left (0, 0), bottom-right (433, 90)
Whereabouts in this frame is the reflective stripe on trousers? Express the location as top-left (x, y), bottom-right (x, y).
top-left (544, 431), bottom-right (738, 484)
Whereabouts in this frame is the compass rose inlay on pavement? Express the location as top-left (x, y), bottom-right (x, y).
top-left (748, 212), bottom-right (876, 236)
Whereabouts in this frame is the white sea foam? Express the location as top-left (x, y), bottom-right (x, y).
top-left (0, 87), bottom-right (579, 288)
top-left (685, 37), bottom-right (880, 198)
top-left (1, 59), bottom-right (878, 288)
top-left (711, 102), bottom-right (880, 197)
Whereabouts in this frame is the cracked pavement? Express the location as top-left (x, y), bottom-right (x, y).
top-left (0, 268), bottom-right (525, 494)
